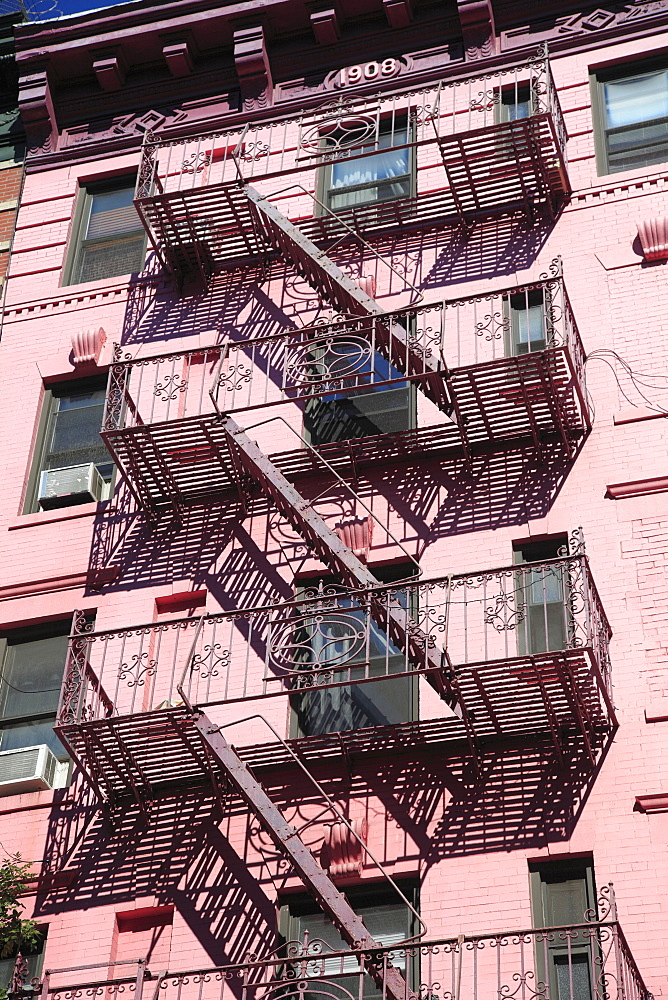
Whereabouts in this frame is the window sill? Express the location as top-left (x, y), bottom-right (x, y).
top-left (606, 477), bottom-right (668, 499)
top-left (588, 161), bottom-right (668, 190)
top-left (9, 500), bottom-right (112, 531)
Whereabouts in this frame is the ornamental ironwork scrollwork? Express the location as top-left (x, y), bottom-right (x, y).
top-left (190, 642), bottom-right (230, 680)
top-left (285, 336), bottom-right (373, 389)
top-left (498, 971), bottom-right (546, 1000)
top-left (181, 150), bottom-right (211, 174)
top-left (475, 308), bottom-right (509, 343)
top-left (299, 99), bottom-right (379, 157)
top-left (268, 606), bottom-right (368, 672)
top-left (216, 361), bottom-right (253, 393)
top-left (484, 590), bottom-right (526, 632)
top-left (118, 651), bottom-right (157, 688)
top-left (470, 89), bottom-right (500, 113)
top-left (239, 139), bottom-right (270, 162)
top-left (154, 373), bottom-right (188, 401)
top-left (57, 611), bottom-right (93, 725)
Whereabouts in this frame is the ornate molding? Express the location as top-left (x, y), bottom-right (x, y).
top-left (457, 0), bottom-right (496, 60)
top-left (92, 49), bottom-right (128, 92)
top-left (71, 326), bottom-right (107, 366)
top-left (19, 64), bottom-right (56, 154)
top-left (162, 36), bottom-right (197, 77)
top-left (309, 7), bottom-right (340, 45)
top-left (637, 216), bottom-right (668, 261)
top-left (324, 818), bottom-right (368, 878)
top-left (334, 516), bottom-right (373, 561)
top-left (234, 24), bottom-right (273, 112)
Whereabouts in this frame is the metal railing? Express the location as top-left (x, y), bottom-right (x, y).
top-left (102, 266), bottom-right (588, 436)
top-left (135, 45), bottom-right (565, 211)
top-left (57, 543), bottom-right (610, 732)
top-left (37, 892), bottom-right (651, 1000)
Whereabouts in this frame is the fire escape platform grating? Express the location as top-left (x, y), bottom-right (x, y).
top-left (57, 649), bottom-right (612, 803)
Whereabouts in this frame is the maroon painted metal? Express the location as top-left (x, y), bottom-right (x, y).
top-left (193, 712), bottom-right (414, 1000)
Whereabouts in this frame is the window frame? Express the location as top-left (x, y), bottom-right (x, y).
top-left (513, 536), bottom-right (569, 656)
top-left (23, 375), bottom-right (113, 515)
top-left (529, 858), bottom-right (598, 1000)
top-left (62, 175), bottom-right (147, 287)
top-left (279, 881), bottom-right (420, 993)
top-left (317, 114), bottom-right (415, 216)
top-left (591, 58), bottom-right (668, 176)
top-left (289, 564), bottom-right (419, 739)
top-left (0, 620), bottom-right (72, 760)
top-left (0, 924), bottom-right (48, 996)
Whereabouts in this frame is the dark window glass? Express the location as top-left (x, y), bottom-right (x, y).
top-left (514, 537), bottom-right (568, 655)
top-left (0, 624), bottom-right (70, 758)
top-left (530, 860), bottom-right (596, 1000)
top-left (598, 66), bottom-right (668, 173)
top-left (304, 349), bottom-right (413, 446)
top-left (292, 566), bottom-right (417, 737)
top-left (324, 120), bottom-right (412, 212)
top-left (69, 183), bottom-right (145, 285)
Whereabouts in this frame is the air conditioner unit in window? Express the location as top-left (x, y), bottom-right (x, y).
top-left (0, 745), bottom-right (59, 796)
top-left (38, 462), bottom-right (104, 510)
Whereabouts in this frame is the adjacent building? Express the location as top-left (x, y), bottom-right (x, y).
top-left (0, 0), bottom-right (666, 997)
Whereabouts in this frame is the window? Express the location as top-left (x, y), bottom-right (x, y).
top-left (0, 926), bottom-right (47, 996)
top-left (322, 118), bottom-right (413, 212)
top-left (66, 179), bottom-right (145, 285)
top-left (514, 537), bottom-right (568, 655)
top-left (594, 62), bottom-right (668, 174)
top-left (507, 289), bottom-right (547, 356)
top-left (283, 885), bottom-right (418, 999)
top-left (27, 377), bottom-right (112, 513)
top-left (0, 622), bottom-right (70, 758)
top-left (291, 566), bottom-right (417, 738)
top-left (500, 85), bottom-right (532, 122)
top-left (530, 859), bottom-right (597, 1000)
top-left (304, 350), bottom-right (415, 446)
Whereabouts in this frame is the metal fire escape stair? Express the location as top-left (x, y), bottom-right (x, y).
top-left (245, 186), bottom-right (452, 412)
top-left (223, 414), bottom-right (455, 709)
top-left (194, 712), bottom-right (413, 1000)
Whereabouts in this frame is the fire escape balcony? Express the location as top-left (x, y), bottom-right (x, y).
top-left (56, 546), bottom-right (613, 806)
top-left (37, 888), bottom-right (651, 1000)
top-left (102, 267), bottom-right (590, 517)
top-left (134, 44), bottom-right (569, 285)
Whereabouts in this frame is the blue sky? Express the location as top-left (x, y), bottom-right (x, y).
top-left (43, 0), bottom-right (131, 17)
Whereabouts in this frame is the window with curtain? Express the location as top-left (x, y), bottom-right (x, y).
top-left (291, 567), bottom-right (417, 738)
top-left (596, 64), bottom-right (668, 173)
top-left (508, 289), bottom-right (547, 356)
top-left (324, 120), bottom-right (412, 212)
top-left (66, 180), bottom-right (146, 285)
top-left (514, 537), bottom-right (569, 656)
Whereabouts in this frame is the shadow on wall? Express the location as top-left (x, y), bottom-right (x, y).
top-left (121, 213), bottom-right (554, 349)
top-left (36, 790), bottom-right (278, 973)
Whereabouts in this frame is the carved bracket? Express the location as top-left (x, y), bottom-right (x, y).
top-left (162, 37), bottom-right (198, 78)
top-left (457, 0), bottom-right (496, 60)
top-left (234, 25), bottom-right (273, 111)
top-left (18, 64), bottom-right (57, 154)
top-left (93, 49), bottom-right (128, 91)
top-left (637, 217), bottom-right (668, 262)
top-left (335, 516), bottom-right (373, 562)
top-left (383, 0), bottom-right (413, 28)
top-left (71, 327), bottom-right (107, 366)
top-left (309, 7), bottom-right (340, 45)
top-left (324, 818), bottom-right (368, 878)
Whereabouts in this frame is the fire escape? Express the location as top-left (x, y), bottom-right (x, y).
top-left (51, 45), bottom-right (626, 992)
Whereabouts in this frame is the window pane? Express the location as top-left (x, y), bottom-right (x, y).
top-left (46, 392), bottom-right (109, 471)
top-left (604, 71), bottom-right (668, 128)
top-left (1, 635), bottom-right (68, 719)
top-left (86, 187), bottom-right (140, 238)
top-left (510, 292), bottom-right (546, 355)
top-left (554, 953), bottom-right (592, 1000)
top-left (327, 127), bottom-right (410, 210)
top-left (77, 235), bottom-right (145, 284)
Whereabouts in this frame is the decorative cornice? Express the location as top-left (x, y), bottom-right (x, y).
top-left (71, 326), bottom-right (107, 366)
top-left (309, 8), bottom-right (340, 45)
top-left (457, 0), bottom-right (496, 60)
top-left (233, 24), bottom-right (273, 111)
top-left (637, 216), bottom-right (668, 261)
top-left (93, 49), bottom-right (127, 91)
top-left (383, 0), bottom-right (413, 28)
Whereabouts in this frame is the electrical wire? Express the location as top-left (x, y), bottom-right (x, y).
top-left (585, 348), bottom-right (668, 415)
